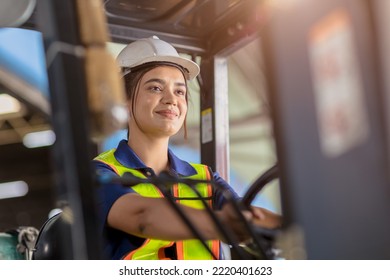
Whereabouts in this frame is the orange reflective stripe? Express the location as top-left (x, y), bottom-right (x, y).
top-left (94, 158), bottom-right (120, 175)
top-left (211, 240), bottom-right (220, 259)
top-left (203, 165), bottom-right (213, 208)
top-left (176, 240), bottom-right (184, 260)
top-left (203, 165), bottom-right (220, 259)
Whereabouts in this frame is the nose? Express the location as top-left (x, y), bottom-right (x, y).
top-left (161, 88), bottom-right (177, 106)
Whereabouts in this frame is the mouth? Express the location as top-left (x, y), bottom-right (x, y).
top-left (155, 109), bottom-right (179, 119)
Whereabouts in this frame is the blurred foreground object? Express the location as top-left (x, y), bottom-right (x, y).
top-left (0, 0), bottom-right (36, 27)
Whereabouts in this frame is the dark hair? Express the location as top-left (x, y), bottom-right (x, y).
top-left (123, 63), bottom-right (189, 139)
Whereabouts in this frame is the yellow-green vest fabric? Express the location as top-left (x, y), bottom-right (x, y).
top-left (95, 149), bottom-right (220, 260)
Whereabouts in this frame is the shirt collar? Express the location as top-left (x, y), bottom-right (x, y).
top-left (114, 139), bottom-right (197, 177)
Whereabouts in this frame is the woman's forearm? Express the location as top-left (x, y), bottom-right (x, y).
top-left (107, 193), bottom-right (220, 241)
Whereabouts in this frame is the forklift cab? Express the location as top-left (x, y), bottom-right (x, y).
top-left (2, 0), bottom-right (390, 260)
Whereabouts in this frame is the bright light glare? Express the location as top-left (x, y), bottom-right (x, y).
top-left (0, 181), bottom-right (28, 200)
top-left (111, 105), bottom-right (128, 123)
top-left (48, 208), bottom-right (62, 219)
top-left (0, 94), bottom-right (21, 114)
top-left (264, 0), bottom-right (305, 10)
top-left (23, 130), bottom-right (56, 148)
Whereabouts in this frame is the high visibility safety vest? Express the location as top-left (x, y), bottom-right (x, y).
top-left (95, 149), bottom-right (220, 260)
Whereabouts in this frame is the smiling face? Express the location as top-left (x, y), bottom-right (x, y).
top-left (128, 65), bottom-right (188, 139)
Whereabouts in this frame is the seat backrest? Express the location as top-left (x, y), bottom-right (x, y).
top-left (32, 212), bottom-right (72, 260)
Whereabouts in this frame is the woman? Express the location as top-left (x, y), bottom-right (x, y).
top-left (94, 36), bottom-right (281, 260)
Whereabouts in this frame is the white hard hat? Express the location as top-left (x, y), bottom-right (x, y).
top-left (116, 36), bottom-right (200, 80)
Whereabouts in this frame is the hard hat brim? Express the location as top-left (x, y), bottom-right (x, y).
top-left (120, 55), bottom-right (199, 80)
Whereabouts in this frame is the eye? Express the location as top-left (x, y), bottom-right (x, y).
top-left (149, 86), bottom-right (162, 93)
top-left (176, 89), bottom-right (187, 96)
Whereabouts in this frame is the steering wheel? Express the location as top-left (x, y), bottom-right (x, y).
top-left (234, 164), bottom-right (280, 260)
top-left (241, 164), bottom-right (279, 206)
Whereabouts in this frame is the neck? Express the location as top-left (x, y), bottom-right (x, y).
top-left (128, 132), bottom-right (170, 175)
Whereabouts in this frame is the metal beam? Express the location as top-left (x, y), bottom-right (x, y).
top-left (36, 0), bottom-right (102, 259)
top-left (199, 56), bottom-right (230, 181)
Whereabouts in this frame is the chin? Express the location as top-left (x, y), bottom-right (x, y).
top-left (156, 126), bottom-right (180, 137)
